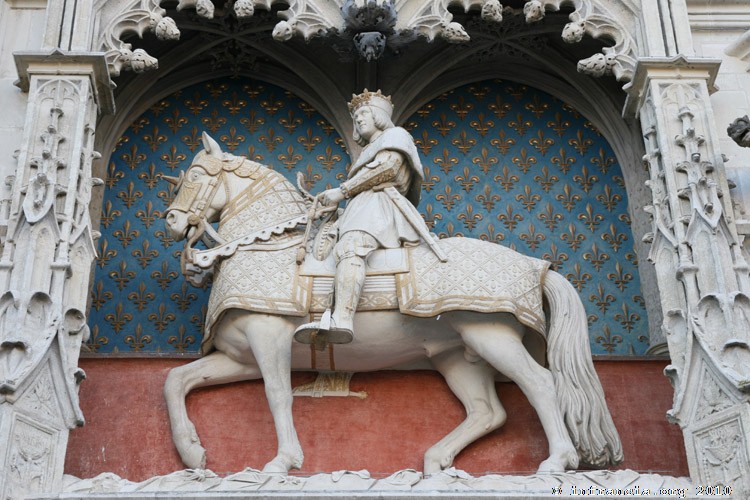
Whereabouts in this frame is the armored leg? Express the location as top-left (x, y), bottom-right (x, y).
top-left (294, 231), bottom-right (377, 345)
top-left (330, 255), bottom-right (365, 335)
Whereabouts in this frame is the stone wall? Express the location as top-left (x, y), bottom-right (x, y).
top-left (0, 0), bottom-right (45, 231)
top-left (687, 0), bottom-right (750, 235)
top-left (64, 358), bottom-right (687, 481)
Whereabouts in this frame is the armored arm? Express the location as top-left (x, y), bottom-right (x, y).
top-left (340, 150), bottom-right (404, 199)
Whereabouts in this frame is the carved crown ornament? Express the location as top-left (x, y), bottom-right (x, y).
top-left (99, 0), bottom-right (637, 80)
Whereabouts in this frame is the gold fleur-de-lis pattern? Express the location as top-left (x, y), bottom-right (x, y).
top-left (89, 78), bottom-right (646, 355)
top-left (409, 80), bottom-right (646, 355)
top-left (88, 80), bottom-right (349, 353)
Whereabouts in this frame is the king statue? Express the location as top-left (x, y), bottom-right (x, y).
top-left (294, 89), bottom-right (445, 345)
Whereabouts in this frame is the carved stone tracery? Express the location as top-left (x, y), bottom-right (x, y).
top-left (97, 0), bottom-right (638, 79)
top-left (630, 58), bottom-right (750, 497)
top-left (695, 418), bottom-right (748, 490)
top-left (1, 51), bottom-right (112, 499)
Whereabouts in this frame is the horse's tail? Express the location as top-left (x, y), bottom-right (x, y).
top-left (543, 270), bottom-right (624, 467)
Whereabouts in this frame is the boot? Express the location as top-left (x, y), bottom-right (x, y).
top-left (294, 255), bottom-right (365, 345)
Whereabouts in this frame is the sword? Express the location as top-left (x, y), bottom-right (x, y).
top-left (382, 186), bottom-right (448, 262)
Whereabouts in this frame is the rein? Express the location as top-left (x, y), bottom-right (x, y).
top-left (188, 214), bottom-right (308, 269)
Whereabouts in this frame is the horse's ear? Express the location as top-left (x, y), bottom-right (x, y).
top-left (202, 132), bottom-right (223, 158)
top-left (161, 174), bottom-right (181, 186)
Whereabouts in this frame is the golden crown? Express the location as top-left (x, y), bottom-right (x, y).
top-left (348, 89), bottom-right (393, 117)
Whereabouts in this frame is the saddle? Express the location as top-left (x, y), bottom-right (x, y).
top-left (299, 246), bottom-right (408, 314)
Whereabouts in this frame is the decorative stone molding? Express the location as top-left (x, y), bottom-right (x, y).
top-left (5, 0), bottom-right (46, 9)
top-left (1, 50), bottom-right (113, 500)
top-left (96, 0), bottom-right (638, 77)
top-left (628, 57), bottom-right (750, 498)
top-left (536, 0), bottom-right (638, 81)
top-left (56, 468), bottom-right (694, 498)
top-left (97, 0), bottom-right (181, 77)
top-left (14, 51), bottom-right (115, 114)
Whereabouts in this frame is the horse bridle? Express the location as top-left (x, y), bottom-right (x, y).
top-left (165, 157), bottom-right (309, 285)
top-left (165, 162), bottom-right (232, 281)
top-left (169, 169), bottom-right (225, 224)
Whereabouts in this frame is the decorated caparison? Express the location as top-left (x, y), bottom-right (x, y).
top-left (162, 90), bottom-right (624, 475)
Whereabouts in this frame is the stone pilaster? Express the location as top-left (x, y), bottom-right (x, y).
top-left (0, 50), bottom-right (112, 500)
top-left (625, 57), bottom-right (750, 497)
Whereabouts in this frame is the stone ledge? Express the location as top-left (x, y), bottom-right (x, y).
top-left (34, 469), bottom-right (705, 500)
top-left (5, 0), bottom-right (46, 9)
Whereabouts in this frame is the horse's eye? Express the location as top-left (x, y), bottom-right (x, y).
top-left (189, 170), bottom-right (202, 181)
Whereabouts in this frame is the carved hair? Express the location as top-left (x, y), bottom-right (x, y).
top-left (352, 106), bottom-right (395, 146)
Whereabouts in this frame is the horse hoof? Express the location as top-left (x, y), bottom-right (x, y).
top-left (423, 448), bottom-right (454, 476)
top-left (262, 457), bottom-right (291, 475)
top-left (181, 443), bottom-right (207, 470)
top-left (423, 461), bottom-right (440, 476)
top-left (537, 450), bottom-right (578, 474)
top-left (537, 458), bottom-right (563, 473)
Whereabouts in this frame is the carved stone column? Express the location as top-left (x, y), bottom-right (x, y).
top-left (0, 51), bottom-right (113, 500)
top-left (625, 58), bottom-right (750, 496)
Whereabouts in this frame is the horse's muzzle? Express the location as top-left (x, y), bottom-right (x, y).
top-left (165, 210), bottom-right (189, 241)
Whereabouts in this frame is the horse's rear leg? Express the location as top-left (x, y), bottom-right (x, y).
top-left (424, 348), bottom-right (507, 475)
top-left (453, 313), bottom-right (579, 473)
top-left (164, 351), bottom-right (260, 469)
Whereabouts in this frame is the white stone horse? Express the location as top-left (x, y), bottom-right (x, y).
top-left (163, 133), bottom-right (623, 475)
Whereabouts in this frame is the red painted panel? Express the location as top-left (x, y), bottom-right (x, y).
top-left (64, 359), bottom-right (688, 482)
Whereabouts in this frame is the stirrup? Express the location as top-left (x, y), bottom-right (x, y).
top-left (294, 310), bottom-right (353, 345)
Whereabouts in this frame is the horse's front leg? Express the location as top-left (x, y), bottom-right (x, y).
top-left (243, 313), bottom-right (303, 474)
top-left (164, 350), bottom-right (261, 469)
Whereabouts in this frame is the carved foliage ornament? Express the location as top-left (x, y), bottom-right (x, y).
top-left (696, 419), bottom-right (749, 490)
top-left (99, 0), bottom-right (180, 77)
top-left (100, 0), bottom-right (636, 78)
top-left (7, 419), bottom-right (55, 499)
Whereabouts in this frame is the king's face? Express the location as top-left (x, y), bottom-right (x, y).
top-left (354, 107), bottom-right (377, 141)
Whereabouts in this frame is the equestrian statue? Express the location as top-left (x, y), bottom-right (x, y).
top-left (162, 89), bottom-right (623, 475)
